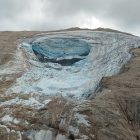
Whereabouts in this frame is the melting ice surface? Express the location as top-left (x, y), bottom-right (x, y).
top-left (11, 31), bottom-right (140, 99)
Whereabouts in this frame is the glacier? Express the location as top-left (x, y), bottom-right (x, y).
top-left (9, 30), bottom-right (140, 99)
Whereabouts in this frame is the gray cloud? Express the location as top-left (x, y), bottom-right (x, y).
top-left (0, 0), bottom-right (140, 36)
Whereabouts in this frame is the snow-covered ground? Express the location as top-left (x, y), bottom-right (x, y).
top-left (8, 30), bottom-right (140, 99)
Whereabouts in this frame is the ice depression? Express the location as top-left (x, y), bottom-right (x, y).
top-left (11, 31), bottom-right (140, 99)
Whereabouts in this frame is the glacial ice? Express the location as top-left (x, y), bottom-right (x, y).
top-left (10, 30), bottom-right (140, 99)
top-left (31, 39), bottom-right (92, 59)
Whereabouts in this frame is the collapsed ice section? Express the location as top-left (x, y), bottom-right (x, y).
top-left (31, 39), bottom-right (92, 66)
top-left (11, 31), bottom-right (140, 99)
top-left (31, 39), bottom-right (92, 58)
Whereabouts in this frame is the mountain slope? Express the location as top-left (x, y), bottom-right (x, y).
top-left (0, 29), bottom-right (140, 140)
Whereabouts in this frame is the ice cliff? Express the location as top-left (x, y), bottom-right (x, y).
top-left (9, 31), bottom-right (140, 99)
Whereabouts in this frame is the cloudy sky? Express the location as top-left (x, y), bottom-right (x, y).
top-left (0, 0), bottom-right (140, 36)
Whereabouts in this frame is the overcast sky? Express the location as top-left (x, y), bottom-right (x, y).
top-left (0, 0), bottom-right (140, 36)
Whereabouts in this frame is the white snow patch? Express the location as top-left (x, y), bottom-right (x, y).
top-left (11, 130), bottom-right (15, 132)
top-left (5, 77), bottom-right (10, 81)
top-left (13, 118), bottom-right (20, 124)
top-left (69, 125), bottom-right (79, 136)
top-left (43, 99), bottom-right (51, 104)
top-left (0, 124), bottom-right (10, 133)
top-left (23, 120), bottom-right (29, 125)
top-left (0, 47), bottom-right (30, 75)
top-left (0, 97), bottom-right (44, 109)
top-left (17, 131), bottom-right (22, 140)
top-left (90, 134), bottom-right (95, 138)
top-left (80, 135), bottom-right (89, 139)
top-left (56, 134), bottom-right (67, 140)
top-left (2, 115), bottom-right (13, 122)
top-left (74, 113), bottom-right (90, 126)
top-left (1, 115), bottom-right (20, 124)
top-left (27, 129), bottom-right (53, 140)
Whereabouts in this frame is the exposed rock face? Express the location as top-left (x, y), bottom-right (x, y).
top-left (0, 29), bottom-right (140, 140)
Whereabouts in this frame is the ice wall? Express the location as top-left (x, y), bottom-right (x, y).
top-left (31, 39), bottom-right (92, 59)
top-left (30, 39), bottom-right (92, 66)
top-left (12, 31), bottom-right (140, 99)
